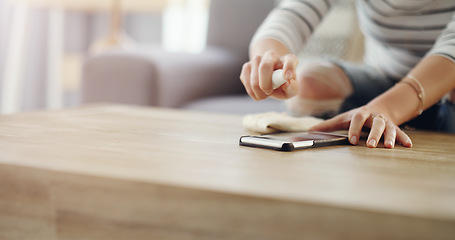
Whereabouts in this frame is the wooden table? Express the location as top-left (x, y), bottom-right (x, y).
top-left (1, 104), bottom-right (454, 240)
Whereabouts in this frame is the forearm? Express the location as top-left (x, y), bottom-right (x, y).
top-left (249, 38), bottom-right (291, 59)
top-left (367, 55), bottom-right (455, 125)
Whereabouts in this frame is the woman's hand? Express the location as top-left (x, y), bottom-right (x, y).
top-left (310, 106), bottom-right (413, 148)
top-left (240, 50), bottom-right (299, 101)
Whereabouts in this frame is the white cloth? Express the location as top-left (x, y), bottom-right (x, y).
top-left (242, 112), bottom-right (324, 134)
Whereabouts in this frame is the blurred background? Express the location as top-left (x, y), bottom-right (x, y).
top-left (0, 0), bottom-right (209, 113)
top-left (0, 0), bottom-right (361, 114)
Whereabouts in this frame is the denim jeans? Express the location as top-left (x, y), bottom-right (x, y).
top-left (406, 99), bottom-right (455, 133)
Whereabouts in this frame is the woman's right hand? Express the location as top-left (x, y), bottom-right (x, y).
top-left (240, 50), bottom-right (299, 101)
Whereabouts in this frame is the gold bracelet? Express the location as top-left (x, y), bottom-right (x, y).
top-left (400, 74), bottom-right (425, 115)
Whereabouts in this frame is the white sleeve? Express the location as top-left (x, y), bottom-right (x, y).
top-left (427, 12), bottom-right (455, 64)
top-left (250, 0), bottom-right (338, 54)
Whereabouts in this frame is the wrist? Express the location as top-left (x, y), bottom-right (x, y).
top-left (365, 82), bottom-right (421, 125)
top-left (249, 38), bottom-right (290, 59)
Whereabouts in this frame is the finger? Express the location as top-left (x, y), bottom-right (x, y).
top-left (277, 54), bottom-right (299, 98)
top-left (270, 78), bottom-right (298, 100)
top-left (348, 110), bottom-right (370, 145)
top-left (250, 56), bottom-right (269, 100)
top-left (309, 112), bottom-right (351, 132)
top-left (240, 62), bottom-right (255, 99)
top-left (281, 54), bottom-right (298, 81)
top-left (259, 52), bottom-right (279, 95)
top-left (383, 121), bottom-right (397, 149)
top-left (283, 78), bottom-right (298, 98)
top-left (366, 115), bottom-right (386, 148)
top-left (396, 128), bottom-right (413, 148)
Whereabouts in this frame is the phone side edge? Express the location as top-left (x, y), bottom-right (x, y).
top-left (239, 136), bottom-right (294, 151)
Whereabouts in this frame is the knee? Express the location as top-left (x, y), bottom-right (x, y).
top-left (286, 62), bottom-right (353, 117)
top-left (297, 74), bottom-right (331, 99)
top-left (296, 62), bottom-right (353, 99)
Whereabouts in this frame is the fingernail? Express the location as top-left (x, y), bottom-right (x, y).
top-left (386, 140), bottom-right (394, 148)
top-left (265, 91), bottom-right (273, 95)
top-left (406, 140), bottom-right (413, 148)
top-left (285, 70), bottom-right (293, 80)
top-left (368, 139), bottom-right (377, 148)
top-left (350, 136), bottom-right (357, 145)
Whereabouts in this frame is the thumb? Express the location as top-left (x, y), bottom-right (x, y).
top-left (281, 54), bottom-right (298, 81)
top-left (282, 78), bottom-right (298, 98)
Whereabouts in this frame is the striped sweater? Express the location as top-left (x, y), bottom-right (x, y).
top-left (251, 0), bottom-right (455, 78)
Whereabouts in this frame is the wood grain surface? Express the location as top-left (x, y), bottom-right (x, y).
top-left (1, 104), bottom-right (454, 240)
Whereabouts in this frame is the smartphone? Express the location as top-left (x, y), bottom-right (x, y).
top-left (239, 131), bottom-right (349, 151)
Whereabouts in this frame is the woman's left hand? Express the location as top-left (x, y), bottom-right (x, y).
top-left (309, 106), bottom-right (413, 148)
